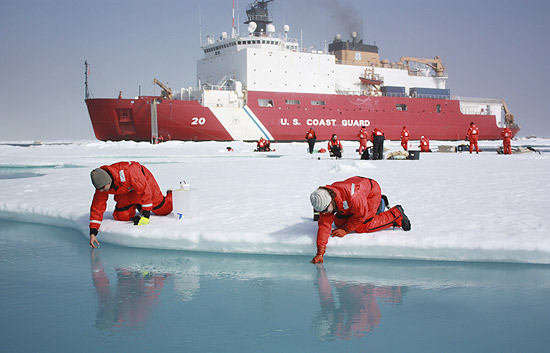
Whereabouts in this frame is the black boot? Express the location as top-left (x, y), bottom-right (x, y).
top-left (395, 205), bottom-right (411, 231)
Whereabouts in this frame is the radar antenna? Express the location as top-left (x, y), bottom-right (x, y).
top-left (244, 0), bottom-right (274, 35)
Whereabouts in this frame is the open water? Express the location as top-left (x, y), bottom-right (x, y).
top-left (1, 219), bottom-right (549, 352)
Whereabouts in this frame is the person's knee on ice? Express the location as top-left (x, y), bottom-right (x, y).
top-left (113, 205), bottom-right (138, 221)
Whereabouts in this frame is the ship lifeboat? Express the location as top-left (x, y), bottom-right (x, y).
top-left (359, 76), bottom-right (383, 86)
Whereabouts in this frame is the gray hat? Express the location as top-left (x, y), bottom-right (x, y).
top-left (90, 168), bottom-right (112, 189)
top-left (310, 188), bottom-right (332, 212)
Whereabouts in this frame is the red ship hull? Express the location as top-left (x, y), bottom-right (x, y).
top-left (86, 91), bottom-right (519, 142)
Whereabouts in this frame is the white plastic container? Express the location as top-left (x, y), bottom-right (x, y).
top-left (172, 182), bottom-right (198, 219)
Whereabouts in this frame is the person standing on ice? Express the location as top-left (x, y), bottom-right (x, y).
top-left (88, 161), bottom-right (173, 248)
top-left (305, 128), bottom-right (317, 154)
top-left (419, 136), bottom-right (430, 152)
top-left (309, 176), bottom-right (411, 264)
top-left (501, 127), bottom-right (513, 154)
top-left (371, 128), bottom-right (385, 160)
top-left (400, 126), bottom-right (409, 151)
top-left (328, 134), bottom-right (343, 159)
top-left (466, 122), bottom-right (480, 154)
top-left (357, 126), bottom-right (368, 155)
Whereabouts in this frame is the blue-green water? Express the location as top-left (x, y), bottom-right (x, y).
top-left (1, 219), bottom-right (549, 352)
top-left (0, 164), bottom-right (83, 179)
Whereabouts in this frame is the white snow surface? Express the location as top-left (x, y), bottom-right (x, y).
top-left (1, 138), bottom-right (549, 264)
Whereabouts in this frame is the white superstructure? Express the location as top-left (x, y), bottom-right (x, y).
top-left (196, 28), bottom-right (446, 97)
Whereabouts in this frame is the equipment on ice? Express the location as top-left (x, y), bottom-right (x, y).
top-left (172, 181), bottom-right (198, 219)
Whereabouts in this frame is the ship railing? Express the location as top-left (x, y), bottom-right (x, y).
top-left (335, 89), bottom-right (363, 96)
top-left (381, 92), bottom-right (450, 99)
top-left (383, 92), bottom-right (407, 98)
top-left (335, 60), bottom-right (381, 67)
top-left (247, 15), bottom-right (272, 22)
top-left (412, 93), bottom-right (452, 99)
top-left (453, 96), bottom-right (504, 104)
top-left (202, 84), bottom-right (234, 91)
top-left (244, 31), bottom-right (299, 44)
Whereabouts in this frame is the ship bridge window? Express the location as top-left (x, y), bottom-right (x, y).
top-left (258, 99), bottom-right (274, 107)
top-left (311, 100), bottom-right (326, 106)
top-left (285, 99), bottom-right (301, 105)
top-left (396, 104), bottom-right (407, 111)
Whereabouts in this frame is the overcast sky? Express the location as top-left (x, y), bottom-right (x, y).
top-left (1, 0), bottom-right (548, 141)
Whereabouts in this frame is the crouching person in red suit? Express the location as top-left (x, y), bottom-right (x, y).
top-left (309, 176), bottom-right (411, 263)
top-left (419, 136), bottom-right (430, 152)
top-left (89, 161), bottom-right (173, 248)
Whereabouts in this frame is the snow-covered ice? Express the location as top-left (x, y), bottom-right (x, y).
top-left (0, 138), bottom-right (549, 264)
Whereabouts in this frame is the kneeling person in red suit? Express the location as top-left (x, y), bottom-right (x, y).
top-left (89, 161), bottom-right (173, 248)
top-left (309, 176), bottom-right (411, 264)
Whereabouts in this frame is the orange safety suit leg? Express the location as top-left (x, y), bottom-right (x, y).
top-left (359, 139), bottom-right (367, 154)
top-left (113, 192), bottom-right (140, 221)
top-left (152, 192), bottom-right (173, 216)
top-left (113, 191), bottom-right (173, 220)
top-left (469, 138), bottom-right (479, 153)
top-left (334, 206), bottom-right (403, 233)
top-left (401, 138), bottom-right (409, 151)
top-left (503, 139), bottom-right (512, 154)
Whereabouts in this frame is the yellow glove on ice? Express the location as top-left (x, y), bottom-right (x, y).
top-left (137, 216), bottom-right (150, 226)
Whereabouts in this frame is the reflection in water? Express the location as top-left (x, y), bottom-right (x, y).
top-left (90, 251), bottom-right (169, 330)
top-left (2, 220), bottom-right (550, 351)
top-left (313, 264), bottom-right (405, 340)
top-left (83, 241), bottom-right (550, 342)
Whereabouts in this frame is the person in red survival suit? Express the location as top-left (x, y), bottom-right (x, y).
top-left (256, 137), bottom-right (267, 151)
top-left (419, 135), bottom-right (430, 152)
top-left (309, 176), bottom-right (411, 263)
top-left (328, 134), bottom-right (343, 159)
top-left (400, 126), bottom-right (410, 151)
top-left (357, 126), bottom-right (368, 155)
top-left (89, 161), bottom-right (173, 248)
top-left (371, 128), bottom-right (385, 160)
top-left (305, 128), bottom-right (317, 154)
top-left (501, 127), bottom-right (512, 154)
top-left (466, 122), bottom-right (480, 154)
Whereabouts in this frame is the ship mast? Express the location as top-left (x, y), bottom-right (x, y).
top-left (244, 0), bottom-right (274, 35)
top-left (84, 60), bottom-right (90, 99)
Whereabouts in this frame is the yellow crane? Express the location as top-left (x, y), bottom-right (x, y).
top-left (502, 99), bottom-right (518, 128)
top-left (400, 56), bottom-right (446, 77)
top-left (154, 78), bottom-right (173, 100)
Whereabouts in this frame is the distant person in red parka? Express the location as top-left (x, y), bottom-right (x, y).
top-left (309, 176), bottom-right (411, 264)
top-left (256, 137), bottom-right (268, 151)
top-left (328, 134), bottom-right (343, 159)
top-left (371, 128), bottom-right (385, 160)
top-left (466, 122), bottom-right (480, 153)
top-left (357, 126), bottom-right (369, 155)
top-left (419, 136), bottom-right (430, 152)
top-left (501, 127), bottom-right (513, 154)
top-left (400, 126), bottom-right (409, 151)
top-left (89, 161), bottom-right (173, 248)
top-left (305, 128), bottom-right (317, 154)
